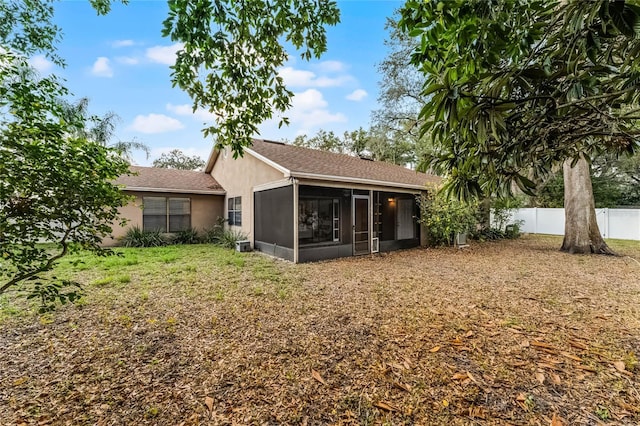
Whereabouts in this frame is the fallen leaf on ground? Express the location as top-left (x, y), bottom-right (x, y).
top-left (469, 405), bottom-right (487, 419)
top-left (560, 351), bottom-right (582, 362)
top-left (374, 401), bottom-right (398, 412)
top-left (393, 381), bottom-right (412, 392)
top-left (312, 369), bottom-right (327, 386)
top-left (204, 396), bottom-right (214, 415)
top-left (551, 413), bottom-right (565, 426)
top-left (575, 364), bottom-right (597, 373)
top-left (452, 372), bottom-right (468, 381)
top-left (429, 346), bottom-right (441, 353)
top-left (535, 372), bottom-right (545, 384)
top-left (613, 361), bottom-right (626, 372)
top-left (531, 341), bottom-right (555, 350)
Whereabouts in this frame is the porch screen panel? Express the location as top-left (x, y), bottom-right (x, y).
top-left (143, 197), bottom-right (167, 232)
top-left (169, 198), bottom-right (191, 232)
top-left (299, 198), bottom-right (338, 244)
top-left (254, 186), bottom-right (294, 248)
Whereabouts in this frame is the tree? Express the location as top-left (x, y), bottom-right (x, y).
top-left (2, 0), bottom-right (341, 309)
top-left (400, 0), bottom-right (640, 254)
top-left (0, 53), bottom-right (131, 309)
top-left (1, 1), bottom-right (134, 309)
top-left (153, 149), bottom-right (205, 170)
top-left (162, 0), bottom-right (341, 155)
top-left (292, 130), bottom-right (345, 154)
top-left (372, 16), bottom-right (433, 168)
top-left (59, 97), bottom-right (150, 161)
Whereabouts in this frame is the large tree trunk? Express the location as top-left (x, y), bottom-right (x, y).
top-left (561, 157), bottom-right (616, 255)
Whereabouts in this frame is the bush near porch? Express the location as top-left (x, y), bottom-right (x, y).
top-left (1, 236), bottom-right (639, 425)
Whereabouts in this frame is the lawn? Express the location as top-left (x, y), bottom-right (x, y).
top-left (1, 236), bottom-right (639, 425)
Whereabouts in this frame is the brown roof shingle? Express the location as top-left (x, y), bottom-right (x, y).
top-left (116, 166), bottom-right (224, 194)
top-left (248, 139), bottom-right (440, 189)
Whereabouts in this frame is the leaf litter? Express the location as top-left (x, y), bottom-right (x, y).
top-left (1, 235), bottom-right (639, 424)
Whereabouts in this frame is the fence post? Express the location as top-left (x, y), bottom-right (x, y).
top-left (534, 207), bottom-right (538, 234)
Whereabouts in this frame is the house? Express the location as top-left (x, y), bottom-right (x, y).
top-left (111, 140), bottom-right (439, 262)
top-left (107, 166), bottom-right (225, 245)
top-left (204, 139), bottom-right (440, 262)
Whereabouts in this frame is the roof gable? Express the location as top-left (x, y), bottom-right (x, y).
top-left (116, 166), bottom-right (225, 194)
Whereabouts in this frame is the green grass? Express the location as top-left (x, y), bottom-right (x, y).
top-left (0, 244), bottom-right (294, 322)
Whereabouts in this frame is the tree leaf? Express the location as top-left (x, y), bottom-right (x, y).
top-left (311, 369), bottom-right (327, 386)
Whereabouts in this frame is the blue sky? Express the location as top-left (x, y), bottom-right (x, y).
top-left (33, 1), bottom-right (403, 165)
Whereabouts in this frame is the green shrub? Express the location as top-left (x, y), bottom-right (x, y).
top-left (172, 227), bottom-right (201, 245)
top-left (419, 190), bottom-right (477, 246)
top-left (471, 197), bottom-right (524, 241)
top-left (216, 228), bottom-right (248, 249)
top-left (201, 217), bottom-right (227, 244)
top-left (120, 226), bottom-right (168, 247)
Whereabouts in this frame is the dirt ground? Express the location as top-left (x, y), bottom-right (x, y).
top-left (1, 236), bottom-right (640, 425)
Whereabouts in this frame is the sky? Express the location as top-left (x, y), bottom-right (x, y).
top-left (34, 1), bottom-right (403, 166)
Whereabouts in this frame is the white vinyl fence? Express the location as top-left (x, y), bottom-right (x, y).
top-left (503, 208), bottom-right (640, 241)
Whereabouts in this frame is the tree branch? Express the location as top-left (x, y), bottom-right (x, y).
top-left (0, 227), bottom-right (72, 294)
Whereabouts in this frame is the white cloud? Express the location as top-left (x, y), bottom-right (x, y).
top-left (29, 55), bottom-right (53, 73)
top-left (314, 60), bottom-right (346, 73)
top-left (116, 56), bottom-right (139, 65)
top-left (91, 57), bottom-right (113, 77)
top-left (166, 103), bottom-right (216, 121)
top-left (287, 89), bottom-right (347, 129)
top-left (146, 43), bottom-right (183, 65)
top-left (346, 89), bottom-right (368, 101)
top-left (112, 39), bottom-right (135, 48)
top-left (291, 89), bottom-right (328, 111)
top-left (278, 66), bottom-right (352, 88)
top-left (128, 114), bottom-right (184, 134)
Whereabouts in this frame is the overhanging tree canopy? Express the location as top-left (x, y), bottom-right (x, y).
top-left (399, 0), bottom-right (640, 253)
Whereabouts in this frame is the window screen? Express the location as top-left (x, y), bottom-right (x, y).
top-left (143, 197), bottom-right (167, 232)
top-left (143, 197), bottom-right (191, 232)
top-left (169, 198), bottom-right (191, 232)
top-left (228, 196), bottom-right (242, 226)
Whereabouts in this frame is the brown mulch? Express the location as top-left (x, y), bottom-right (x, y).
top-left (2, 236), bottom-right (640, 425)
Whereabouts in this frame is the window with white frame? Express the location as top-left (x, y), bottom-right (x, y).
top-left (142, 197), bottom-right (191, 232)
top-left (227, 196), bottom-right (242, 226)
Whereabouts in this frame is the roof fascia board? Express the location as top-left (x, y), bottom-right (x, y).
top-left (245, 148), bottom-right (291, 176)
top-left (252, 178), bottom-right (293, 192)
top-left (124, 187), bottom-right (226, 195)
top-left (204, 147), bottom-right (220, 173)
top-left (298, 179), bottom-right (422, 194)
top-left (292, 172), bottom-right (427, 191)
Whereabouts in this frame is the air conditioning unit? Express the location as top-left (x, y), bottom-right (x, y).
top-left (235, 240), bottom-right (251, 252)
top-left (455, 232), bottom-right (468, 247)
top-left (371, 237), bottom-right (380, 253)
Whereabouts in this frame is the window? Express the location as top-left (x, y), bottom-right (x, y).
top-left (142, 197), bottom-right (191, 232)
top-left (228, 196), bottom-right (242, 226)
top-left (298, 198), bottom-right (340, 245)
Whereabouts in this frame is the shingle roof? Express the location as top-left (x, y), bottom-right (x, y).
top-left (116, 166), bottom-right (225, 194)
top-left (248, 139), bottom-right (440, 190)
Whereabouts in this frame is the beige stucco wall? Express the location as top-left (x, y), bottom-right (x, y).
top-left (210, 149), bottom-right (285, 242)
top-left (103, 191), bottom-right (224, 246)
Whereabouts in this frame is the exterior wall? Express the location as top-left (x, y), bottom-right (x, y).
top-left (210, 149), bottom-right (285, 243)
top-left (103, 191), bottom-right (224, 246)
